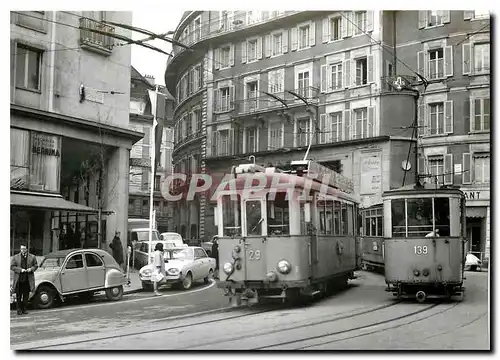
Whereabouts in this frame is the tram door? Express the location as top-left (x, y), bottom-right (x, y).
top-left (243, 199), bottom-right (267, 280)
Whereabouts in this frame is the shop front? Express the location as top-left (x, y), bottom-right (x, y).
top-left (461, 188), bottom-right (490, 263)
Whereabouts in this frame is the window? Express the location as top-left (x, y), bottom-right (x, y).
top-left (296, 118), bottom-right (310, 147)
top-left (268, 122), bottom-right (283, 150)
top-left (474, 156), bottom-right (490, 184)
top-left (297, 71), bottom-right (310, 97)
top-left (472, 98), bottom-right (490, 132)
top-left (247, 39), bottom-right (258, 62)
top-left (85, 253), bottom-right (103, 267)
top-left (220, 11), bottom-right (233, 32)
top-left (362, 208), bottom-right (383, 237)
top-left (193, 17), bottom-right (201, 42)
top-left (193, 64), bottom-right (202, 92)
top-left (220, 87), bottom-right (230, 112)
top-left (428, 157), bottom-right (444, 184)
top-left (245, 127), bottom-right (258, 153)
top-left (472, 10), bottom-right (490, 19)
top-left (15, 45), bottom-right (42, 90)
top-left (298, 25), bottom-right (310, 49)
top-left (330, 16), bottom-right (341, 41)
top-left (128, 199), bottom-right (135, 214)
top-left (353, 108), bottom-right (371, 139)
top-left (354, 11), bottom-right (367, 35)
top-left (474, 43), bottom-right (490, 74)
top-left (427, 11), bottom-right (444, 27)
top-left (219, 130), bottom-right (230, 156)
top-left (65, 254), bottom-right (84, 269)
top-left (267, 192), bottom-right (289, 235)
top-left (330, 112), bottom-right (342, 142)
top-left (154, 175), bottom-right (161, 191)
top-left (268, 69), bottom-right (284, 94)
top-left (355, 58), bottom-right (368, 85)
top-left (429, 102), bottom-right (445, 135)
top-left (246, 200), bottom-right (263, 236)
top-left (272, 33), bottom-right (282, 56)
top-left (428, 48), bottom-right (444, 79)
top-left (220, 46), bottom-right (231, 68)
top-left (392, 198), bottom-right (434, 238)
top-left (331, 63), bottom-right (343, 90)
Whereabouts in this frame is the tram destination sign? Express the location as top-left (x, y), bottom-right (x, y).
top-left (291, 160), bottom-right (354, 194)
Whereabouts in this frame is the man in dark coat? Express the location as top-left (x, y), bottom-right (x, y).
top-left (110, 231), bottom-right (124, 270)
top-left (11, 244), bottom-right (38, 315)
top-left (211, 236), bottom-right (219, 280)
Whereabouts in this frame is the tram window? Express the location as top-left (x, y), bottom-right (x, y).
top-left (346, 204), bottom-right (354, 235)
top-left (391, 199), bottom-right (406, 237)
top-left (434, 198), bottom-right (450, 237)
top-left (222, 195), bottom-right (241, 237)
top-left (316, 199), bottom-right (332, 235)
top-left (299, 200), bottom-right (309, 235)
top-left (267, 192), bottom-right (289, 236)
top-left (341, 203), bottom-right (348, 235)
top-left (246, 200), bottom-right (263, 236)
top-left (333, 201), bottom-right (341, 235)
top-left (362, 208), bottom-right (383, 237)
top-left (406, 198), bottom-right (433, 237)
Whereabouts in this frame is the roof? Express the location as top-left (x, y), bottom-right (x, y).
top-left (44, 248), bottom-right (108, 258)
top-left (11, 192), bottom-right (109, 214)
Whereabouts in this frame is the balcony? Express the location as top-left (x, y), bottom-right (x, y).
top-left (79, 18), bottom-right (114, 55)
top-left (173, 130), bottom-right (203, 153)
top-left (235, 87), bottom-right (320, 116)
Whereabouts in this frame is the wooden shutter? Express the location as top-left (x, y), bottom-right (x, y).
top-left (366, 11), bottom-right (374, 32)
top-left (214, 48), bottom-right (220, 70)
top-left (418, 11), bottom-right (427, 29)
top-left (241, 41), bottom-right (247, 63)
top-left (444, 45), bottom-right (453, 77)
top-left (462, 153), bottom-right (472, 184)
top-left (211, 130), bottom-right (218, 157)
top-left (442, 11), bottom-right (451, 24)
top-left (444, 100), bottom-right (453, 134)
top-left (265, 34), bottom-right (272, 57)
top-left (367, 54), bottom-right (374, 83)
top-left (229, 85), bottom-right (235, 110)
top-left (309, 21), bottom-right (316, 46)
top-left (464, 11), bottom-right (474, 20)
top-left (198, 65), bottom-right (204, 88)
top-left (462, 43), bottom-right (471, 75)
top-left (468, 98), bottom-right (474, 132)
top-left (417, 51), bottom-right (425, 78)
top-left (444, 154), bottom-right (453, 184)
top-left (343, 59), bottom-right (350, 89)
top-left (257, 37), bottom-right (263, 59)
top-left (291, 27), bottom-right (298, 51)
top-left (321, 64), bottom-right (327, 93)
top-left (341, 13), bottom-right (347, 38)
top-left (423, 104), bottom-right (430, 136)
top-left (214, 88), bottom-right (220, 112)
top-left (343, 110), bottom-right (351, 140)
top-left (418, 103), bottom-right (425, 137)
top-left (229, 129), bottom-right (235, 155)
top-left (368, 106), bottom-right (375, 137)
top-left (229, 44), bottom-right (235, 66)
top-left (322, 18), bottom-right (330, 43)
top-left (282, 30), bottom-right (289, 53)
top-left (318, 114), bottom-right (326, 144)
top-left (346, 12), bottom-right (353, 37)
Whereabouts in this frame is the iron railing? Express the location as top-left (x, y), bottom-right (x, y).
top-left (79, 18), bottom-right (114, 52)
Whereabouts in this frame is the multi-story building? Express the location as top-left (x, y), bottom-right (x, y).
top-left (165, 11), bottom-right (490, 254)
top-left (394, 10), bottom-right (490, 261)
top-left (128, 69), bottom-right (175, 232)
top-left (10, 11), bottom-right (142, 256)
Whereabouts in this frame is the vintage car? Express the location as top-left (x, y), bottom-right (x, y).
top-left (133, 240), bottom-right (185, 269)
top-left (465, 253), bottom-right (483, 271)
top-left (14, 248), bottom-right (128, 309)
top-left (139, 247), bottom-right (215, 291)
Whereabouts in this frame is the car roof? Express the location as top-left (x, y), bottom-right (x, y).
top-left (44, 248), bottom-right (110, 258)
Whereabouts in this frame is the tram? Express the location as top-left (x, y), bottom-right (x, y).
top-left (382, 183), bottom-right (466, 302)
top-left (214, 159), bottom-right (361, 305)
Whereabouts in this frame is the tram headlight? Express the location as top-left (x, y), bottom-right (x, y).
top-left (277, 260), bottom-right (292, 274)
top-left (223, 262), bottom-right (234, 275)
top-left (413, 269), bottom-right (420, 276)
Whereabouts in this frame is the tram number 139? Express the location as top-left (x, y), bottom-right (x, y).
top-left (414, 245), bottom-right (428, 255)
top-left (248, 250), bottom-right (261, 261)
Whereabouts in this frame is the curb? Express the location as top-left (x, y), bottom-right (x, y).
top-left (124, 287), bottom-right (144, 295)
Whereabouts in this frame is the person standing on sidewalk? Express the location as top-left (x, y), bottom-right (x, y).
top-left (211, 236), bottom-right (219, 280)
top-left (110, 231), bottom-right (125, 271)
top-left (11, 245), bottom-right (38, 315)
top-left (153, 243), bottom-right (166, 296)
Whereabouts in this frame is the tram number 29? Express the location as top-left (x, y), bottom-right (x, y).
top-left (248, 250), bottom-right (261, 261)
top-left (414, 245), bottom-right (428, 255)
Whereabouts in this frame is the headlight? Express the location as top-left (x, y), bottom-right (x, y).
top-left (167, 268), bottom-right (180, 275)
top-left (142, 269), bottom-right (152, 276)
top-left (223, 262), bottom-right (234, 275)
top-left (277, 260), bottom-right (291, 274)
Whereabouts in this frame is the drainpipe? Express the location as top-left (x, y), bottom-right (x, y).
top-left (48, 11), bottom-right (57, 112)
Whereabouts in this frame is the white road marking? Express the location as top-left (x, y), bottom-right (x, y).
top-left (10, 281), bottom-right (216, 318)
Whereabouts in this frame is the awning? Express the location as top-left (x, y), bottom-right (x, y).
top-left (10, 193), bottom-right (106, 214)
top-left (466, 206), bottom-right (487, 218)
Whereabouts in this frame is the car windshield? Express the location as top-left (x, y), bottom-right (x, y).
top-left (136, 231), bottom-right (160, 241)
top-left (168, 248), bottom-right (194, 261)
top-left (39, 257), bottom-right (65, 269)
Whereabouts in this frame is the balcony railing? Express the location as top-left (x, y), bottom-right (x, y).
top-left (79, 18), bottom-right (114, 54)
top-left (173, 130), bottom-right (203, 150)
top-left (235, 87), bottom-right (320, 116)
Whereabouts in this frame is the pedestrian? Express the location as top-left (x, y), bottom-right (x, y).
top-left (109, 231), bottom-right (125, 271)
top-left (11, 244), bottom-right (38, 315)
top-left (153, 242), bottom-right (166, 296)
top-left (211, 236), bottom-right (219, 280)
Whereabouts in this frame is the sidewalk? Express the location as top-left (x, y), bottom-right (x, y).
top-left (124, 269), bottom-right (143, 295)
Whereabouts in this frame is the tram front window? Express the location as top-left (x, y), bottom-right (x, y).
top-left (407, 199), bottom-right (433, 237)
top-left (246, 200), bottom-right (263, 236)
top-left (267, 192), bottom-right (289, 235)
top-left (434, 198), bottom-right (450, 237)
top-left (222, 195), bottom-right (241, 237)
top-left (391, 199), bottom-right (406, 237)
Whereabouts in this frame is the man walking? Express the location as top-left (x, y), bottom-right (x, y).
top-left (11, 245), bottom-right (38, 315)
top-left (110, 231), bottom-right (125, 271)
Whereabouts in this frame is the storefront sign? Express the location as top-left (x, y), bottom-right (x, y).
top-left (460, 189), bottom-right (490, 202)
top-left (360, 154), bottom-right (382, 195)
top-left (32, 132), bottom-right (60, 157)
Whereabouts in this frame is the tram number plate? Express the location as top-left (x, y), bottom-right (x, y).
top-left (248, 250), bottom-right (261, 261)
top-left (414, 245), bottom-right (428, 255)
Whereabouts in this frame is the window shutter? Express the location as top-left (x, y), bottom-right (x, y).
top-left (321, 64), bottom-right (327, 93)
top-left (418, 103), bottom-right (425, 137)
top-left (444, 100), bottom-right (453, 133)
top-left (319, 114), bottom-right (326, 144)
top-left (241, 41), bottom-right (247, 63)
top-left (366, 11), bottom-right (374, 32)
top-left (418, 11), bottom-right (427, 29)
top-left (282, 30), bottom-right (289, 53)
top-left (291, 27), bottom-right (298, 51)
top-left (214, 89), bottom-right (220, 112)
top-left (229, 129), bottom-right (235, 155)
top-left (309, 21), bottom-right (316, 46)
top-left (423, 104), bottom-right (430, 136)
top-left (198, 65), bottom-right (203, 89)
top-left (367, 54), bottom-right (374, 83)
top-left (343, 59), bottom-right (351, 89)
top-left (211, 130), bottom-right (218, 157)
top-left (462, 43), bottom-right (471, 75)
top-left (343, 110), bottom-right (351, 140)
top-left (265, 34), bottom-right (272, 57)
top-left (229, 85), bottom-right (235, 110)
top-left (368, 106), bottom-right (375, 137)
top-left (417, 51), bottom-right (425, 78)
top-left (444, 154), bottom-right (453, 184)
top-left (464, 11), bottom-right (474, 20)
top-left (257, 37), bottom-right (263, 59)
top-left (322, 18), bottom-right (330, 43)
top-left (214, 48), bottom-right (220, 70)
top-left (442, 11), bottom-right (451, 24)
top-left (444, 45), bottom-right (453, 77)
top-left (469, 98), bottom-right (474, 132)
top-left (230, 44), bottom-right (235, 66)
top-left (346, 12), bottom-right (353, 37)
top-left (341, 14), bottom-right (347, 38)
top-left (462, 153), bottom-right (472, 184)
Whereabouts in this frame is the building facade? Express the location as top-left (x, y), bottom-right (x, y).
top-left (128, 70), bottom-right (176, 232)
top-left (165, 11), bottom-right (490, 251)
top-left (10, 11), bottom-right (142, 256)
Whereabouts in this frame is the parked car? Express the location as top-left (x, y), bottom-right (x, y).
top-left (200, 236), bottom-right (218, 256)
top-left (133, 240), bottom-right (181, 269)
top-left (13, 248), bottom-right (128, 309)
top-left (160, 232), bottom-right (188, 248)
top-left (139, 247), bottom-right (215, 291)
top-left (465, 253), bottom-right (482, 271)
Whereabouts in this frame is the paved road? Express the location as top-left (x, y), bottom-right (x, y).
top-left (11, 271), bottom-right (489, 350)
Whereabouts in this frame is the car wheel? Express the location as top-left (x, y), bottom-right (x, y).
top-left (142, 281), bottom-right (153, 291)
top-left (34, 284), bottom-right (56, 309)
top-left (105, 286), bottom-right (124, 301)
top-left (181, 272), bottom-right (193, 290)
top-left (78, 291), bottom-right (95, 302)
top-left (204, 269), bottom-right (214, 284)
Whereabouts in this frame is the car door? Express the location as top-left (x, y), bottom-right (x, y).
top-left (197, 248), bottom-right (210, 276)
top-left (137, 242), bottom-right (147, 268)
top-left (60, 253), bottom-right (88, 293)
top-left (85, 252), bottom-right (106, 289)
